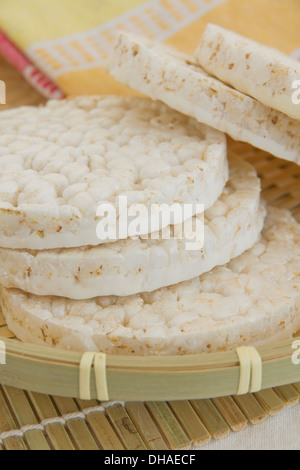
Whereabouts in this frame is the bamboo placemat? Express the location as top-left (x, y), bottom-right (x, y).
top-left (0, 377), bottom-right (299, 450)
top-left (0, 55), bottom-right (300, 450)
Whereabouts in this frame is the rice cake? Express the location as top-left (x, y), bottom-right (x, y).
top-left (107, 32), bottom-right (300, 165)
top-left (0, 96), bottom-right (227, 249)
top-left (0, 155), bottom-right (264, 298)
top-left (195, 24), bottom-right (300, 121)
top-left (1, 206), bottom-right (299, 355)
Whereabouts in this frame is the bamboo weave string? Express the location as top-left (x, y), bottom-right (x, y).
top-left (0, 402), bottom-right (125, 445)
top-left (236, 347), bottom-right (263, 395)
top-left (79, 353), bottom-right (109, 401)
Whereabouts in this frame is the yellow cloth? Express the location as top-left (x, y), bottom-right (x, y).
top-left (0, 0), bottom-right (299, 96)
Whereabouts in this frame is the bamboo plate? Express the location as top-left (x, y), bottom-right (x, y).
top-left (0, 56), bottom-right (300, 404)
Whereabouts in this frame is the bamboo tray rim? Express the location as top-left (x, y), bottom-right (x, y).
top-left (0, 333), bottom-right (299, 402)
top-left (2, 335), bottom-right (299, 369)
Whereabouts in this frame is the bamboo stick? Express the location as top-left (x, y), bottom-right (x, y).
top-left (0, 387), bottom-right (28, 450)
top-left (292, 383), bottom-right (300, 395)
top-left (212, 396), bottom-right (248, 432)
top-left (106, 405), bottom-right (147, 450)
top-left (233, 395), bottom-right (268, 425)
top-left (3, 436), bottom-right (28, 451)
top-left (273, 385), bottom-right (300, 406)
top-left (168, 401), bottom-right (211, 446)
top-left (126, 402), bottom-right (168, 450)
top-left (146, 402), bottom-right (191, 450)
top-left (254, 389), bottom-right (285, 416)
top-left (29, 392), bottom-right (75, 451)
top-left (76, 399), bottom-right (124, 450)
top-left (52, 396), bottom-right (99, 450)
top-left (190, 400), bottom-right (230, 440)
top-left (2, 386), bottom-right (50, 450)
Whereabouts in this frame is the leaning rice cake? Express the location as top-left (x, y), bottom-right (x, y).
top-left (195, 24), bottom-right (300, 121)
top-left (107, 32), bottom-right (300, 165)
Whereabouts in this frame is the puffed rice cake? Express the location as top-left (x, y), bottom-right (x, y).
top-left (0, 96), bottom-right (227, 249)
top-left (107, 32), bottom-right (300, 165)
top-left (1, 206), bottom-right (299, 355)
top-left (195, 24), bottom-right (300, 121)
top-left (0, 154), bottom-right (265, 298)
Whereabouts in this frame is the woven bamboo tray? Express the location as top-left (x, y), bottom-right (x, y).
top-left (0, 55), bottom-right (300, 450)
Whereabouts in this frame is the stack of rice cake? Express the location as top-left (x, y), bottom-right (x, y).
top-left (0, 26), bottom-right (299, 355)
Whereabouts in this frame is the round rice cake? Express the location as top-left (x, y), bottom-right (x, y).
top-left (0, 96), bottom-right (227, 250)
top-left (195, 24), bottom-right (300, 121)
top-left (1, 206), bottom-right (299, 355)
top-left (107, 32), bottom-right (300, 165)
top-left (0, 155), bottom-right (265, 298)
